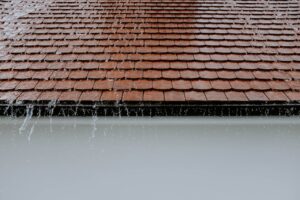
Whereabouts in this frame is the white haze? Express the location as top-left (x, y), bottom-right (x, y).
top-left (0, 117), bottom-right (300, 200)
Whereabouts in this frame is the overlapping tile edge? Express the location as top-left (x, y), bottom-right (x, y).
top-left (0, 0), bottom-right (300, 103)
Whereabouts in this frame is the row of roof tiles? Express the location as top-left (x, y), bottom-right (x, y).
top-left (1, 90), bottom-right (300, 102)
top-left (2, 54), bottom-right (300, 62)
top-left (0, 79), bottom-right (299, 90)
top-left (7, 47), bottom-right (300, 54)
top-left (1, 62), bottom-right (299, 70)
top-left (0, 69), bottom-right (300, 80)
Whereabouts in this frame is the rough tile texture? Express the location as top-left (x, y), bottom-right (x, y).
top-left (0, 0), bottom-right (300, 102)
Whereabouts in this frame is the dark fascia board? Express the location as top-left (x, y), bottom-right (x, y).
top-left (0, 100), bottom-right (300, 117)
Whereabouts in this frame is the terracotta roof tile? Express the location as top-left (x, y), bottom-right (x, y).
top-left (18, 91), bottom-right (41, 101)
top-left (268, 81), bottom-right (290, 91)
top-left (144, 91), bottom-right (164, 101)
top-left (162, 70), bottom-right (180, 79)
top-left (192, 80), bottom-right (212, 91)
top-left (172, 80), bottom-right (192, 90)
top-left (80, 91), bottom-right (101, 102)
top-left (16, 81), bottom-right (38, 91)
top-left (74, 80), bottom-right (95, 90)
top-left (180, 70), bottom-right (199, 79)
top-left (32, 71), bottom-right (53, 80)
top-left (187, 62), bottom-right (205, 69)
top-left (217, 71), bottom-right (236, 80)
top-left (153, 80), bottom-right (172, 90)
top-left (286, 92), bottom-right (300, 101)
top-left (51, 71), bottom-right (70, 80)
top-left (253, 71), bottom-right (273, 80)
top-left (113, 80), bottom-right (133, 90)
top-left (94, 80), bottom-right (114, 90)
top-left (165, 91), bottom-right (185, 101)
top-left (170, 62), bottom-right (188, 69)
top-left (211, 80), bottom-right (231, 90)
top-left (288, 81), bottom-right (300, 91)
top-left (225, 91), bottom-right (248, 101)
top-left (185, 91), bottom-right (206, 101)
top-left (123, 91), bottom-right (143, 101)
top-left (55, 80), bottom-right (75, 90)
top-left (246, 91), bottom-right (269, 101)
top-left (88, 71), bottom-right (107, 79)
top-left (0, 91), bottom-right (21, 101)
top-left (235, 71), bottom-right (255, 80)
top-left (101, 91), bottom-right (122, 101)
top-left (133, 80), bottom-right (153, 90)
top-left (69, 71), bottom-right (88, 80)
top-left (265, 91), bottom-right (289, 102)
top-left (35, 81), bottom-right (57, 90)
top-left (230, 80), bottom-right (251, 91)
top-left (0, 81), bottom-right (20, 91)
top-left (143, 70), bottom-right (162, 79)
top-left (250, 81), bottom-right (271, 91)
top-left (59, 91), bottom-right (81, 101)
top-left (15, 71), bottom-right (35, 80)
top-left (38, 91), bottom-right (61, 101)
top-left (205, 91), bottom-right (227, 101)
top-left (0, 0), bottom-right (299, 103)
top-left (106, 71), bottom-right (125, 79)
top-left (0, 71), bottom-right (16, 80)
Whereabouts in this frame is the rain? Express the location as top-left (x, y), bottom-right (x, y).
top-left (0, 0), bottom-right (300, 199)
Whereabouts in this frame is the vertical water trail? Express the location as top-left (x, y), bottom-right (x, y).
top-left (89, 114), bottom-right (98, 141)
top-left (103, 107), bottom-right (108, 136)
top-left (47, 100), bottom-right (57, 134)
top-left (19, 104), bottom-right (34, 135)
top-left (27, 123), bottom-right (35, 142)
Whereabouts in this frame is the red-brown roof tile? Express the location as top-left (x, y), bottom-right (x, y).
top-left (246, 91), bottom-right (269, 101)
top-left (35, 81), bottom-right (57, 90)
top-left (101, 91), bottom-right (122, 101)
top-left (123, 91), bottom-right (143, 101)
top-left (18, 91), bottom-right (41, 101)
top-left (80, 91), bottom-right (101, 102)
top-left (265, 91), bottom-right (289, 102)
top-left (133, 80), bottom-right (153, 90)
top-left (59, 91), bottom-right (81, 101)
top-left (185, 91), bottom-right (206, 101)
top-left (144, 91), bottom-right (164, 101)
top-left (0, 91), bottom-right (21, 101)
top-left (38, 91), bottom-right (61, 101)
top-left (0, 0), bottom-right (299, 104)
top-left (205, 91), bottom-right (227, 101)
top-left (165, 91), bottom-right (185, 101)
top-left (74, 80), bottom-right (95, 90)
top-left (225, 91), bottom-right (248, 101)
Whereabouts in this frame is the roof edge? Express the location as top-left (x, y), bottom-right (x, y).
top-left (1, 101), bottom-right (300, 117)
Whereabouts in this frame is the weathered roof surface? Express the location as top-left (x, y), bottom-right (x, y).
top-left (0, 0), bottom-right (300, 103)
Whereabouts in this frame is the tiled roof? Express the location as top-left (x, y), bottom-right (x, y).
top-left (0, 0), bottom-right (300, 103)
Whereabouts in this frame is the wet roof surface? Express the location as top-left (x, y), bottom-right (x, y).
top-left (0, 0), bottom-right (300, 103)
